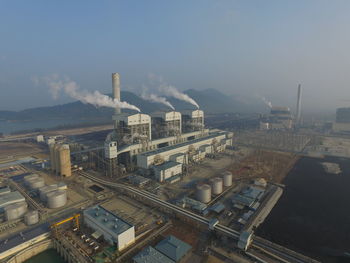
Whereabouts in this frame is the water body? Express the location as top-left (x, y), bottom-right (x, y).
top-left (24, 249), bottom-right (66, 263)
top-left (0, 119), bottom-right (108, 135)
top-left (256, 156), bottom-right (350, 263)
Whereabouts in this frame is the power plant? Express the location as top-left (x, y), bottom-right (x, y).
top-left (0, 74), bottom-right (322, 263)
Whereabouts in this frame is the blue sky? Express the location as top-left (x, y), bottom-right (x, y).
top-left (1, 0), bottom-right (350, 112)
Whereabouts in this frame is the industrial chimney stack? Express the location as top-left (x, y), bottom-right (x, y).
top-left (112, 73), bottom-right (121, 114)
top-left (296, 84), bottom-right (302, 126)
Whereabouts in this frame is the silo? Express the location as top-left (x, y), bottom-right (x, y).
top-left (210, 177), bottom-right (223, 195)
top-left (59, 144), bottom-right (71, 177)
top-left (46, 190), bottom-right (67, 209)
top-left (222, 171), bottom-right (233, 187)
top-left (196, 184), bottom-right (211, 203)
top-left (24, 210), bottom-right (39, 225)
top-left (49, 144), bottom-right (56, 172)
top-left (54, 144), bottom-right (61, 176)
top-left (5, 202), bottom-right (28, 221)
top-left (39, 184), bottom-right (58, 201)
top-left (29, 177), bottom-right (45, 190)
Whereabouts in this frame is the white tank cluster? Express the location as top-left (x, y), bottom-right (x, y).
top-left (46, 190), bottom-right (67, 209)
top-left (222, 171), bottom-right (233, 187)
top-left (196, 184), bottom-right (211, 203)
top-left (210, 177), bottom-right (223, 195)
top-left (24, 210), bottom-right (39, 225)
top-left (5, 202), bottom-right (28, 221)
top-left (24, 174), bottom-right (45, 190)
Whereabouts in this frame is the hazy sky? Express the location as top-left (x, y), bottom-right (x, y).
top-left (1, 0), bottom-right (350, 112)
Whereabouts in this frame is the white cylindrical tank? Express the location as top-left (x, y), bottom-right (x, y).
top-left (196, 184), bottom-right (211, 203)
top-left (46, 190), bottom-right (67, 209)
top-left (39, 185), bottom-right (58, 201)
top-left (210, 177), bottom-right (223, 195)
top-left (5, 202), bottom-right (28, 221)
top-left (59, 144), bottom-right (71, 177)
top-left (24, 174), bottom-right (39, 186)
top-left (222, 171), bottom-right (233, 187)
top-left (24, 210), bottom-right (39, 225)
top-left (29, 177), bottom-right (45, 190)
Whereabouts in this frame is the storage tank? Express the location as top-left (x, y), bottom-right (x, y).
top-left (49, 144), bottom-right (56, 172)
top-left (196, 184), bottom-right (211, 203)
top-left (39, 184), bottom-right (58, 201)
top-left (24, 174), bottom-right (39, 186)
top-left (222, 171), bottom-right (233, 187)
top-left (5, 202), bottom-right (28, 221)
top-left (210, 177), bottom-right (223, 195)
top-left (24, 210), bottom-right (39, 225)
top-left (46, 190), bottom-right (67, 209)
top-left (59, 144), bottom-right (71, 177)
top-left (28, 177), bottom-right (45, 190)
top-left (57, 182), bottom-right (67, 190)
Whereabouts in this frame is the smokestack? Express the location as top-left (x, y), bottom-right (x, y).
top-left (112, 73), bottom-right (121, 114)
top-left (296, 84), bottom-right (302, 126)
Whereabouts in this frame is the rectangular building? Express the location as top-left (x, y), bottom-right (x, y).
top-left (153, 161), bottom-right (182, 183)
top-left (83, 205), bottom-right (135, 251)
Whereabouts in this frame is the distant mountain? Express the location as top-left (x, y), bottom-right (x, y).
top-left (0, 89), bottom-right (256, 121)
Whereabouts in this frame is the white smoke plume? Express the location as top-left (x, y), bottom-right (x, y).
top-left (148, 73), bottom-right (199, 109)
top-left (36, 74), bottom-right (140, 112)
top-left (261, 96), bottom-right (272, 108)
top-left (141, 92), bottom-right (175, 110)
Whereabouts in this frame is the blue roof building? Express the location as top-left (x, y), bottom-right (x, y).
top-left (155, 235), bottom-right (192, 262)
top-left (133, 246), bottom-right (174, 263)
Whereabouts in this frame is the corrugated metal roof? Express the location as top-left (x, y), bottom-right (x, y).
top-left (133, 246), bottom-right (174, 263)
top-left (84, 205), bottom-right (133, 235)
top-left (155, 235), bottom-right (191, 262)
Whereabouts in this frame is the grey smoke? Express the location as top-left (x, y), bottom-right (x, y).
top-left (37, 74), bottom-right (140, 112)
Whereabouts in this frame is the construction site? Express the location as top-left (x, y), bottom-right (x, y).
top-left (0, 74), bottom-right (322, 263)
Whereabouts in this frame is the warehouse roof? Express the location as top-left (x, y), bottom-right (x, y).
top-left (210, 202), bottom-right (225, 213)
top-left (84, 205), bottom-right (133, 235)
top-left (133, 246), bottom-right (174, 263)
top-left (241, 186), bottom-right (265, 200)
top-left (0, 191), bottom-right (25, 209)
top-left (155, 235), bottom-right (191, 262)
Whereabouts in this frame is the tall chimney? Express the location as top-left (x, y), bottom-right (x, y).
top-left (112, 73), bottom-right (121, 114)
top-left (296, 84), bottom-right (302, 126)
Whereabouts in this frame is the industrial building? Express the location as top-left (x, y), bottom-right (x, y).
top-left (153, 161), bottom-right (182, 183)
top-left (95, 73), bottom-right (233, 177)
top-left (83, 205), bottom-right (135, 251)
top-left (133, 246), bottom-right (175, 263)
top-left (268, 106), bottom-right (293, 130)
top-left (333, 107), bottom-right (350, 133)
top-left (155, 235), bottom-right (192, 262)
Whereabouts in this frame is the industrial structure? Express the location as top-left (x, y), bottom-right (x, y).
top-left (333, 107), bottom-right (350, 133)
top-left (83, 205), bottom-right (135, 251)
top-left (49, 144), bottom-right (72, 177)
top-left (98, 73), bottom-right (233, 177)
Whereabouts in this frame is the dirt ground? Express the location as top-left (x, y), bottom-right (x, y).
top-left (0, 142), bottom-right (45, 161)
top-left (227, 149), bottom-right (299, 183)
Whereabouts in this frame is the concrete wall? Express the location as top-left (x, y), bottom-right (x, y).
top-left (0, 232), bottom-right (50, 261)
top-left (155, 163), bottom-right (182, 182)
top-left (117, 226), bottom-right (135, 251)
top-left (5, 239), bottom-right (52, 263)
